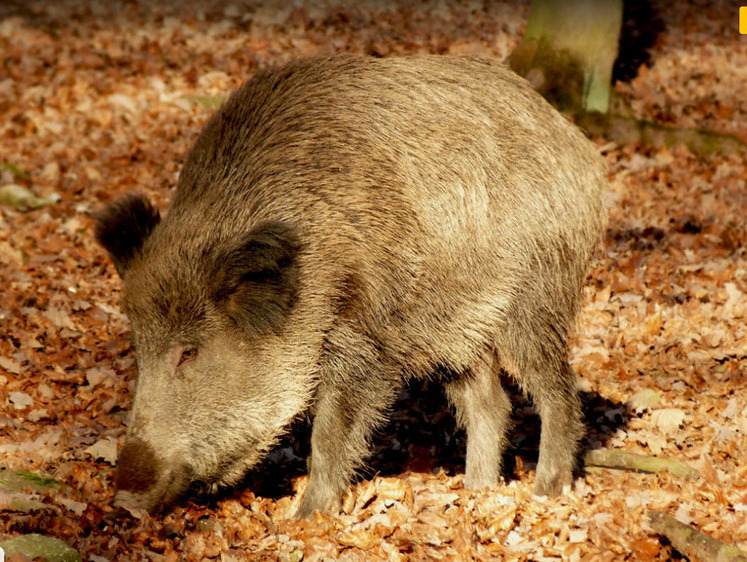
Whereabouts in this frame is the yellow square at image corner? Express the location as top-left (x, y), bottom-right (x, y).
top-left (741, 6), bottom-right (747, 34)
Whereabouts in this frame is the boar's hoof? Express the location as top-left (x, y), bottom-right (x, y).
top-left (533, 468), bottom-right (573, 498)
top-left (293, 488), bottom-right (342, 520)
top-left (292, 503), bottom-right (315, 521)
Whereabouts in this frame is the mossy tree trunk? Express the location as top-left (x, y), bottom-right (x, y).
top-left (509, 0), bottom-right (623, 114)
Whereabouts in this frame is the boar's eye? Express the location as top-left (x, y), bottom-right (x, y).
top-left (178, 347), bottom-right (198, 367)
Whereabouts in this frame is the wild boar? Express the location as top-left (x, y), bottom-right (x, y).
top-left (94, 53), bottom-right (607, 519)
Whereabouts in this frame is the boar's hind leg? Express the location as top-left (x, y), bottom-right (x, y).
top-left (499, 302), bottom-right (585, 497)
top-left (295, 342), bottom-right (401, 519)
top-left (525, 359), bottom-right (584, 498)
top-left (445, 356), bottom-right (512, 489)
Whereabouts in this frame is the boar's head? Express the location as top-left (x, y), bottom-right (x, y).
top-left (94, 194), bottom-right (309, 512)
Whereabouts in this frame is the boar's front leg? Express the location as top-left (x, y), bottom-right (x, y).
top-left (295, 331), bottom-right (401, 519)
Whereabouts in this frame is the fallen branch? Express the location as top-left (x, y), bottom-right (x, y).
top-left (575, 111), bottom-right (747, 157)
top-left (582, 449), bottom-right (700, 480)
top-left (0, 184), bottom-right (55, 212)
top-left (648, 511), bottom-right (747, 562)
top-left (181, 95), bottom-right (225, 110)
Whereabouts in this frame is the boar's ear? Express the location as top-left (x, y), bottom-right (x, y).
top-left (94, 194), bottom-right (161, 277)
top-left (213, 222), bottom-right (300, 335)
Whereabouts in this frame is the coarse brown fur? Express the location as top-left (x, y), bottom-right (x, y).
top-left (94, 53), bottom-right (607, 519)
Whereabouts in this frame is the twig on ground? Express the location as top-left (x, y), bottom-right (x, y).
top-left (648, 511), bottom-right (747, 562)
top-left (582, 449), bottom-right (700, 479)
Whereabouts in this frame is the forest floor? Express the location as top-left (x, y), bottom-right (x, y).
top-left (0, 0), bottom-right (745, 560)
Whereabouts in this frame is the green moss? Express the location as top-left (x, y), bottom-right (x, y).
top-left (1, 161), bottom-right (31, 180)
top-left (0, 534), bottom-right (81, 562)
top-left (510, 38), bottom-right (585, 113)
top-left (0, 470), bottom-right (69, 494)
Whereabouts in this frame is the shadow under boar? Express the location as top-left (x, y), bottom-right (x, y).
top-left (94, 54), bottom-right (607, 519)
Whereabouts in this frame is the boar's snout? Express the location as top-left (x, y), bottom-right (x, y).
top-left (114, 437), bottom-right (190, 513)
top-left (115, 438), bottom-right (158, 492)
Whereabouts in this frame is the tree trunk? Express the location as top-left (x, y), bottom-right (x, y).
top-left (509, 0), bottom-right (623, 113)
